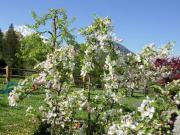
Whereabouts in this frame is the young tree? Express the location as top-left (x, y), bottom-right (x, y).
top-left (79, 17), bottom-right (124, 135)
top-left (29, 8), bottom-right (77, 48)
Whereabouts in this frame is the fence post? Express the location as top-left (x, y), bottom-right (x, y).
top-left (5, 66), bottom-right (11, 83)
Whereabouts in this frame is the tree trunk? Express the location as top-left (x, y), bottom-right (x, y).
top-left (87, 74), bottom-right (92, 135)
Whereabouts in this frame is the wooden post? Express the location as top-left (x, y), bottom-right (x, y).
top-left (5, 66), bottom-right (11, 83)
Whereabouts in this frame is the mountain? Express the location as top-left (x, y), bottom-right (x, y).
top-left (14, 25), bottom-right (35, 37)
top-left (114, 43), bottom-right (132, 55)
top-left (14, 25), bottom-right (48, 42)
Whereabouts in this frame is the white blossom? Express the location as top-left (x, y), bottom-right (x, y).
top-left (108, 124), bottom-right (124, 135)
top-left (138, 97), bottom-right (155, 119)
top-left (121, 114), bottom-right (137, 130)
top-left (8, 92), bottom-right (19, 106)
top-left (26, 106), bottom-right (33, 112)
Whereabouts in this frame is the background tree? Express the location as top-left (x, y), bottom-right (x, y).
top-left (16, 33), bottom-right (53, 69)
top-left (3, 24), bottom-right (20, 66)
top-left (155, 57), bottom-right (180, 85)
top-left (29, 8), bottom-right (77, 48)
top-left (0, 29), bottom-right (3, 58)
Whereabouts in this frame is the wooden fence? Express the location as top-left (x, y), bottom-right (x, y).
top-left (0, 66), bottom-right (38, 83)
top-left (0, 67), bottom-right (84, 86)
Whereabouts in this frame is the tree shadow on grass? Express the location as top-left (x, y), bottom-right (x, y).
top-left (33, 122), bottom-right (51, 135)
top-left (130, 95), bottom-right (144, 99)
top-left (0, 101), bottom-right (25, 110)
top-left (0, 102), bottom-right (8, 108)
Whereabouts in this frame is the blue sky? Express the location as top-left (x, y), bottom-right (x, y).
top-left (0, 0), bottom-right (179, 56)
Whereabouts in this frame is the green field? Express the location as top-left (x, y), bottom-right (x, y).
top-left (0, 94), bottom-right (44, 135)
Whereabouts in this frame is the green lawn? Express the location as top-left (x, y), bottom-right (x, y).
top-left (0, 81), bottom-right (145, 135)
top-left (0, 93), bottom-right (44, 135)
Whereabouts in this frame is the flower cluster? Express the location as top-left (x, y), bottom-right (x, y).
top-left (104, 55), bottom-right (119, 90)
top-left (8, 90), bottom-right (19, 106)
top-left (8, 77), bottom-right (33, 106)
top-left (107, 124), bottom-right (124, 135)
top-left (137, 97), bottom-right (155, 120)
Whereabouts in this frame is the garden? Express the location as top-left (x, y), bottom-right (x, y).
top-left (0, 7), bottom-right (180, 135)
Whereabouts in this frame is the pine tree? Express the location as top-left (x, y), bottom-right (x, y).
top-left (3, 24), bottom-right (20, 66)
top-left (0, 29), bottom-right (3, 58)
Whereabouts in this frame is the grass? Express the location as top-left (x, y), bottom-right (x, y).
top-left (0, 93), bottom-right (44, 135)
top-left (121, 94), bottom-right (145, 111)
top-left (0, 80), bottom-right (146, 135)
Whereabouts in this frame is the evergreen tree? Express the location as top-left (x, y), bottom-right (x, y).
top-left (0, 29), bottom-right (3, 58)
top-left (3, 24), bottom-right (20, 66)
